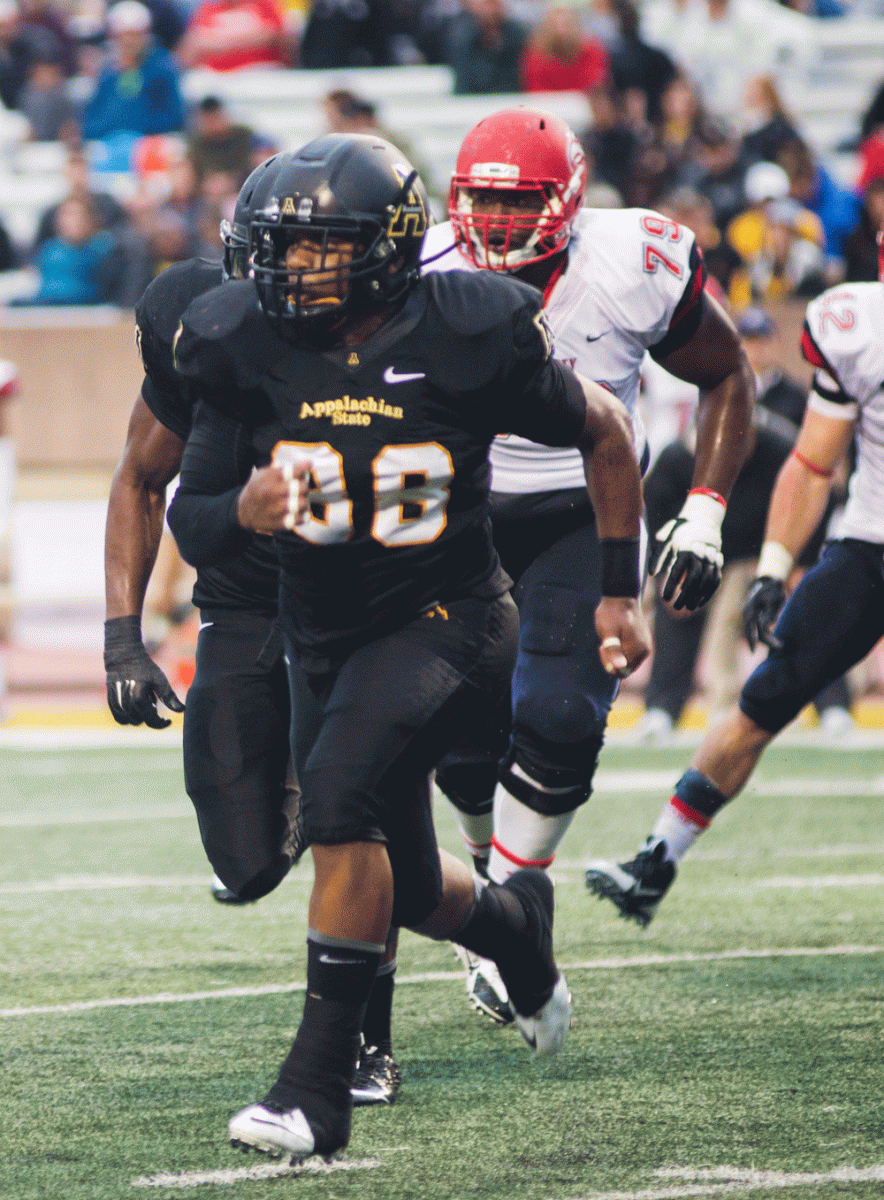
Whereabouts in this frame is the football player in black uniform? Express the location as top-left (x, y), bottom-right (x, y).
top-left (166, 133), bottom-right (650, 1163)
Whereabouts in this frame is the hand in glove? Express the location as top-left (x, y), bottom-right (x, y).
top-left (742, 576), bottom-right (786, 652)
top-left (649, 489), bottom-right (725, 612)
top-left (104, 615), bottom-right (185, 728)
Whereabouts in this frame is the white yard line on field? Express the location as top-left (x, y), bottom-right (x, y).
top-left (562, 1163), bottom-right (884, 1200)
top-left (2, 945), bottom-right (880, 1019)
top-left (132, 1156), bottom-right (383, 1187)
top-left (0, 806), bottom-right (191, 827)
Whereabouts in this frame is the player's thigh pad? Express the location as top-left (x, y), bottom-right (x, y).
top-left (294, 594), bottom-right (519, 927)
top-left (510, 520), bottom-right (616, 780)
top-left (740, 540), bottom-right (884, 734)
top-left (184, 611), bottom-right (293, 898)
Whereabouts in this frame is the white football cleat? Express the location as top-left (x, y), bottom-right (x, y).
top-left (514, 973), bottom-right (572, 1057)
top-left (228, 1102), bottom-right (315, 1160)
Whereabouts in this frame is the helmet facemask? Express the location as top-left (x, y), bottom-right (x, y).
top-left (450, 174), bottom-right (578, 270)
top-left (250, 213), bottom-right (399, 339)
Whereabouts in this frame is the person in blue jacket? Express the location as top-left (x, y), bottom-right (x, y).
top-left (81, 0), bottom-right (184, 141)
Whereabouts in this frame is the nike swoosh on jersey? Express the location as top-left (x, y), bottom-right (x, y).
top-left (585, 332), bottom-right (608, 343)
top-left (382, 366), bottom-right (426, 384)
top-left (198, 621), bottom-right (214, 631)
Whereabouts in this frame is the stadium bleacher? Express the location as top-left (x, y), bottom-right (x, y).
top-left (1, 5), bottom-right (884, 255)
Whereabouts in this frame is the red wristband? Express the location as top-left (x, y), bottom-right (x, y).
top-left (688, 487), bottom-right (726, 507)
top-left (792, 450), bottom-right (834, 479)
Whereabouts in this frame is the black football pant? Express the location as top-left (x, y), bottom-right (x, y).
top-left (183, 608), bottom-right (300, 901)
top-left (286, 592), bottom-right (519, 929)
top-left (740, 539), bottom-right (884, 734)
top-left (437, 499), bottom-right (617, 813)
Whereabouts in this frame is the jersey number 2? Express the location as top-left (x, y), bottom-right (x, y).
top-left (272, 441), bottom-right (454, 546)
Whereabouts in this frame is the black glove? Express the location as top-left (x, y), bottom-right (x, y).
top-left (742, 577), bottom-right (786, 652)
top-left (104, 615), bottom-right (185, 728)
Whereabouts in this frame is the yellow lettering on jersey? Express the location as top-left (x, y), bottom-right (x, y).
top-left (297, 395), bottom-right (403, 425)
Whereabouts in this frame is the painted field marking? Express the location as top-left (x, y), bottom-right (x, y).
top-left (0, 806), bottom-right (191, 828)
top-left (564, 1163), bottom-right (884, 1200)
top-left (132, 1156), bottom-right (382, 1188)
top-left (2, 944), bottom-right (880, 1019)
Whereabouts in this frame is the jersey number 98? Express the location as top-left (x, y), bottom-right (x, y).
top-left (272, 441), bottom-right (454, 546)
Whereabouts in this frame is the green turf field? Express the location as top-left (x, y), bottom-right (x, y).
top-left (1, 736), bottom-right (882, 1200)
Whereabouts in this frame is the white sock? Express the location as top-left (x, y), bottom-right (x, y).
top-left (651, 801), bottom-right (707, 864)
top-left (449, 803), bottom-right (492, 865)
top-left (488, 770), bottom-right (576, 883)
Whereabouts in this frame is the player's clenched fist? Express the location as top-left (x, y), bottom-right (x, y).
top-left (594, 597), bottom-right (651, 679)
top-left (236, 461), bottom-right (311, 534)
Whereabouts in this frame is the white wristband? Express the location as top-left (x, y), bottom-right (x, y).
top-left (756, 541), bottom-right (793, 581)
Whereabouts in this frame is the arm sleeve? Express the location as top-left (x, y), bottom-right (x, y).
top-left (166, 402), bottom-right (255, 567)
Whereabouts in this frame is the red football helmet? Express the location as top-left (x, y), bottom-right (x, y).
top-left (449, 107), bottom-right (587, 270)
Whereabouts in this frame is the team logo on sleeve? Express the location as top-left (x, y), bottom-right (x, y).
top-left (533, 310), bottom-right (554, 360)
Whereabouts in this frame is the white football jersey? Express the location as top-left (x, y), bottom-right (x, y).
top-left (801, 282), bottom-right (884, 545)
top-left (420, 208), bottom-right (703, 493)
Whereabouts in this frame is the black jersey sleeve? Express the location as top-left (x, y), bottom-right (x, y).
top-left (166, 400), bottom-right (255, 568)
top-left (488, 295), bottom-right (587, 446)
top-left (134, 259), bottom-right (221, 439)
top-left (172, 279), bottom-right (259, 417)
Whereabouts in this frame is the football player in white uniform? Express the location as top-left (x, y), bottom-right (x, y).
top-left (587, 264), bottom-right (884, 925)
top-left (421, 107), bottom-right (755, 1019)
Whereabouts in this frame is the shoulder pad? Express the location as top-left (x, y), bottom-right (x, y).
top-left (135, 258), bottom-right (221, 347)
top-left (421, 270), bottom-right (542, 338)
top-left (180, 278), bottom-right (263, 344)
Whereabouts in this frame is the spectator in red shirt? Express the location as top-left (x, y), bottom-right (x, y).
top-left (178, 0), bottom-right (289, 72)
top-left (520, 2), bottom-right (608, 94)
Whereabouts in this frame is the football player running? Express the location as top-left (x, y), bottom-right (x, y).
top-left (166, 132), bottom-right (650, 1163)
top-left (585, 261), bottom-right (884, 925)
top-left (419, 107), bottom-right (754, 1021)
top-left (105, 157), bottom-right (401, 1106)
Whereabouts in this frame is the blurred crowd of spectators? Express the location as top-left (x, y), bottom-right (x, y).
top-left (0, 0), bottom-right (882, 308)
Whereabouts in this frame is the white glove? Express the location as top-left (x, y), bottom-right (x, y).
top-left (649, 489), bottom-right (725, 611)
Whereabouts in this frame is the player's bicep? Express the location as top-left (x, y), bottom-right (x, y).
top-left (793, 405), bottom-right (854, 475)
top-left (120, 392), bottom-right (184, 490)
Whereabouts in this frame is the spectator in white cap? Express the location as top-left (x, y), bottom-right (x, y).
top-left (81, 0), bottom-right (184, 141)
top-left (726, 161), bottom-right (826, 306)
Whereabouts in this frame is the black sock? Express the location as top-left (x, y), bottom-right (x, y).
top-left (453, 880), bottom-right (555, 1016)
top-left (361, 959), bottom-right (395, 1055)
top-left (267, 935), bottom-right (382, 1155)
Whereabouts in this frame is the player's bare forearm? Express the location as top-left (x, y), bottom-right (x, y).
top-left (762, 454), bottom-right (832, 562)
top-left (574, 376), bottom-right (642, 540)
top-left (662, 292), bottom-right (755, 500)
top-left (692, 356), bottom-right (755, 498)
top-left (762, 409), bottom-right (853, 561)
top-left (105, 394), bottom-right (184, 620)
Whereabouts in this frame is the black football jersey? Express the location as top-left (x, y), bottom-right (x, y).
top-left (173, 270), bottom-right (587, 666)
top-left (134, 258), bottom-right (280, 616)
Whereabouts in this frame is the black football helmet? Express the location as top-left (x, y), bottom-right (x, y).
top-left (221, 154), bottom-right (280, 280)
top-left (248, 134), bottom-right (430, 337)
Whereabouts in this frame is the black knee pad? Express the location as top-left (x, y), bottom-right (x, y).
top-left (434, 760), bottom-right (497, 816)
top-left (498, 735), bottom-right (603, 817)
top-left (515, 687), bottom-right (609, 746)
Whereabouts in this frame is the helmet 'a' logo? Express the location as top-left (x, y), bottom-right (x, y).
top-left (280, 196), bottom-right (313, 221)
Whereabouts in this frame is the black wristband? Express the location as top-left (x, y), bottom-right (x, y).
top-left (104, 615), bottom-right (143, 666)
top-left (600, 538), bottom-right (640, 598)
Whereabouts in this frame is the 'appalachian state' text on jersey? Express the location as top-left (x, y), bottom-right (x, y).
top-left (801, 282), bottom-right (884, 545)
top-left (171, 270), bottom-right (587, 667)
top-left (134, 257), bottom-right (280, 614)
top-left (421, 207), bottom-right (705, 493)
